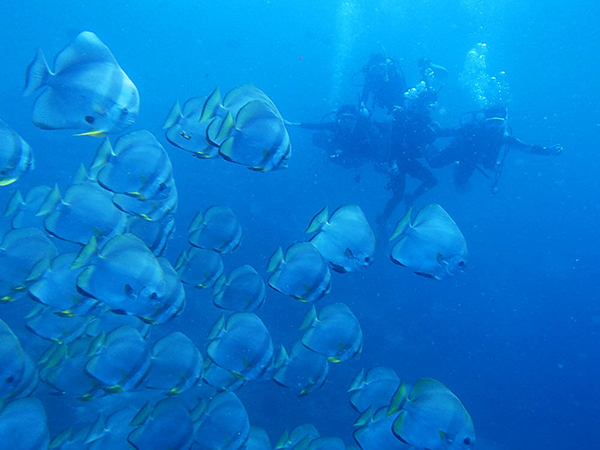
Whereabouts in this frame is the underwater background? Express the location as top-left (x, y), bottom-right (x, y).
top-left (1, 0), bottom-right (599, 448)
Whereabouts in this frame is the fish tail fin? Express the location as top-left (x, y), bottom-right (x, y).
top-left (199, 86), bottom-right (222, 122)
top-left (273, 345), bottom-right (289, 370)
top-left (36, 184), bottom-right (61, 217)
top-left (266, 247), bottom-right (284, 273)
top-left (89, 138), bottom-right (113, 178)
top-left (24, 49), bottom-right (51, 96)
top-left (387, 380), bottom-right (408, 416)
top-left (4, 190), bottom-right (24, 216)
top-left (162, 101), bottom-right (182, 129)
top-left (206, 314), bottom-right (226, 340)
top-left (71, 236), bottom-right (99, 270)
top-left (215, 111), bottom-right (235, 142)
top-left (353, 406), bottom-right (374, 427)
top-left (305, 206), bottom-right (329, 233)
top-left (72, 164), bottom-right (91, 184)
top-left (347, 368), bottom-right (366, 392)
top-left (299, 305), bottom-right (318, 331)
top-left (25, 255), bottom-right (51, 282)
top-left (187, 211), bottom-right (204, 234)
top-left (390, 208), bottom-right (413, 241)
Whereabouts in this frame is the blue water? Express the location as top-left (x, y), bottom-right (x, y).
top-left (1, 1), bottom-right (599, 448)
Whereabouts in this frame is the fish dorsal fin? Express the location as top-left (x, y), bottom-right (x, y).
top-left (54, 31), bottom-right (117, 73)
top-left (306, 206), bottom-right (329, 233)
top-left (162, 100), bottom-right (182, 129)
top-left (266, 247), bottom-right (284, 273)
top-left (390, 208), bottom-right (413, 241)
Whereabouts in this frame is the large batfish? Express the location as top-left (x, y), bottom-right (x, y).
top-left (388, 378), bottom-right (476, 449)
top-left (24, 31), bottom-right (139, 136)
top-left (390, 204), bottom-right (467, 280)
top-left (307, 205), bottom-right (376, 273)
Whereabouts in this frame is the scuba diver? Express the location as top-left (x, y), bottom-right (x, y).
top-left (428, 106), bottom-right (563, 193)
top-left (285, 104), bottom-right (388, 181)
top-left (356, 52), bottom-right (408, 115)
top-left (378, 60), bottom-right (453, 226)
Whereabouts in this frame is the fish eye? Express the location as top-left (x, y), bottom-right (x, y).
top-left (122, 107), bottom-right (128, 114)
top-left (85, 115), bottom-right (95, 124)
top-left (5, 376), bottom-right (14, 384)
top-left (463, 437), bottom-right (471, 445)
top-left (364, 256), bottom-right (371, 263)
top-left (458, 260), bottom-right (465, 267)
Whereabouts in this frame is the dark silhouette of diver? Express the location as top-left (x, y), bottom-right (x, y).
top-left (428, 106), bottom-right (562, 193)
top-left (377, 59), bottom-right (452, 226)
top-left (356, 52), bottom-right (408, 115)
top-left (286, 104), bottom-right (388, 181)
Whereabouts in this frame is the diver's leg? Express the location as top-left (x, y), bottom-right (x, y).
top-left (404, 161), bottom-right (437, 208)
top-left (379, 171), bottom-right (406, 225)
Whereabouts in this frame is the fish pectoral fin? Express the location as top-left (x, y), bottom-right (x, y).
top-left (439, 430), bottom-right (452, 444)
top-left (74, 130), bottom-right (107, 137)
top-left (414, 271), bottom-right (437, 279)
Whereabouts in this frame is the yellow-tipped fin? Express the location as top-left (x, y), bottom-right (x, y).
top-left (306, 206), bottom-right (329, 233)
top-left (353, 406), bottom-right (374, 427)
top-left (390, 208), bottom-right (413, 241)
top-left (348, 368), bottom-right (365, 392)
top-left (387, 380), bottom-right (408, 416)
top-left (206, 314), bottom-right (226, 340)
top-left (74, 130), bottom-right (107, 137)
top-left (36, 183), bottom-right (61, 217)
top-left (4, 190), bottom-right (24, 216)
top-left (392, 410), bottom-right (407, 436)
top-left (163, 100), bottom-right (182, 129)
top-left (299, 305), bottom-right (318, 331)
top-left (71, 236), bottom-right (98, 270)
top-left (199, 86), bottom-right (222, 123)
top-left (266, 247), bottom-right (284, 273)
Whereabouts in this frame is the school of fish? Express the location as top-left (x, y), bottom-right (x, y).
top-left (0, 31), bottom-right (474, 449)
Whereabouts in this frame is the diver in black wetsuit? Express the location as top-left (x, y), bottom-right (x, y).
top-left (428, 106), bottom-right (563, 193)
top-left (377, 59), bottom-right (453, 226)
top-left (357, 53), bottom-right (408, 115)
top-left (286, 104), bottom-right (387, 180)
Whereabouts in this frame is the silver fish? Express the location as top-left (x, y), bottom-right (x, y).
top-left (390, 204), bottom-right (468, 280)
top-left (24, 31), bottom-right (139, 136)
top-left (307, 205), bottom-right (376, 273)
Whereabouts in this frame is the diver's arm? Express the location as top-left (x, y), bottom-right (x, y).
top-left (284, 120), bottom-right (336, 132)
top-left (503, 135), bottom-right (563, 155)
